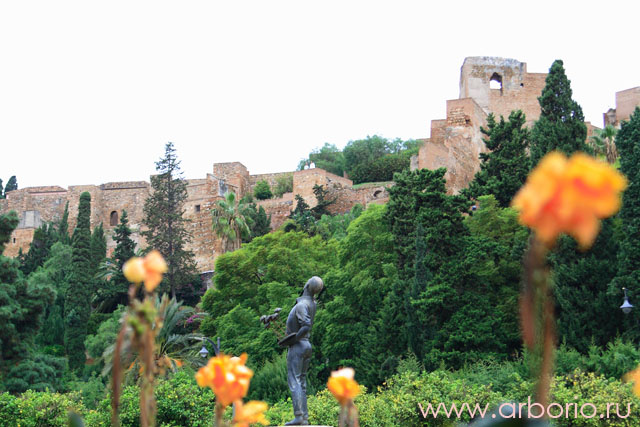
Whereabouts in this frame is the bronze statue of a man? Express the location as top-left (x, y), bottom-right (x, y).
top-left (282, 276), bottom-right (324, 426)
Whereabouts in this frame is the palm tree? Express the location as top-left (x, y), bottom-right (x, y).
top-left (211, 192), bottom-right (251, 253)
top-left (589, 125), bottom-right (618, 164)
top-left (103, 295), bottom-right (204, 381)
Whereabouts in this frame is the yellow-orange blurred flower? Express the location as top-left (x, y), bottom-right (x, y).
top-left (232, 400), bottom-right (269, 427)
top-left (195, 353), bottom-right (253, 407)
top-left (327, 367), bottom-right (360, 406)
top-left (512, 152), bottom-right (627, 248)
top-left (123, 257), bottom-right (145, 284)
top-left (142, 250), bottom-right (167, 292)
top-left (122, 250), bottom-right (168, 292)
top-left (625, 366), bottom-right (640, 397)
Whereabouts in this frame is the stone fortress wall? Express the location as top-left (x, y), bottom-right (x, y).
top-left (2, 56), bottom-right (638, 272)
top-left (0, 164), bottom-right (390, 273)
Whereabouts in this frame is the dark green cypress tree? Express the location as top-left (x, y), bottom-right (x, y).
top-left (142, 142), bottom-right (198, 299)
top-left (611, 107), bottom-right (640, 340)
top-left (57, 202), bottom-right (70, 245)
top-left (64, 192), bottom-right (93, 370)
top-left (4, 176), bottom-right (17, 194)
top-left (464, 110), bottom-right (530, 207)
top-left (253, 206), bottom-right (271, 237)
top-left (90, 223), bottom-right (106, 271)
top-left (20, 223), bottom-right (56, 276)
top-left (0, 179), bottom-right (3, 199)
top-left (530, 60), bottom-right (589, 167)
top-left (385, 168), bottom-right (468, 280)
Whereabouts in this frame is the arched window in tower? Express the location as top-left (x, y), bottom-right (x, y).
top-left (489, 72), bottom-right (503, 91)
top-left (110, 211), bottom-right (119, 226)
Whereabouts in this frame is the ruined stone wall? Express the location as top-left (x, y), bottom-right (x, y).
top-left (213, 162), bottom-right (250, 197)
top-left (292, 168), bottom-right (354, 210)
top-left (459, 57), bottom-right (546, 127)
top-left (419, 97), bottom-right (488, 193)
top-left (257, 193), bottom-right (294, 230)
top-left (1, 187), bottom-right (70, 257)
top-left (616, 87), bottom-right (640, 125)
top-left (184, 177), bottom-right (222, 271)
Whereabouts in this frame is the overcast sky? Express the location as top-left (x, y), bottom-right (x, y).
top-left (1, 1), bottom-right (638, 189)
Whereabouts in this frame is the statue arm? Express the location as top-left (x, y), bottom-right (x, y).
top-left (295, 325), bottom-right (310, 342)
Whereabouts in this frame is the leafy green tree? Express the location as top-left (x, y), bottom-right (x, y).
top-left (299, 143), bottom-right (346, 177)
top-left (529, 60), bottom-right (589, 167)
top-left (343, 136), bottom-right (417, 184)
top-left (64, 191), bottom-right (93, 371)
top-left (314, 204), bottom-right (363, 241)
top-left (0, 211), bottom-right (55, 378)
top-left (4, 176), bottom-right (17, 194)
top-left (463, 110), bottom-right (530, 207)
top-left (212, 192), bottom-right (251, 252)
top-left (0, 179), bottom-right (3, 199)
top-left (253, 180), bottom-right (273, 200)
top-left (200, 230), bottom-right (338, 364)
top-left (314, 204), bottom-right (398, 387)
top-left (273, 174), bottom-right (293, 198)
top-left (611, 107), bottom-right (640, 340)
top-left (142, 142), bottom-right (198, 298)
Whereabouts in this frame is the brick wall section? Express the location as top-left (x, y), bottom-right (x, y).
top-left (459, 57), bottom-right (546, 126)
top-left (213, 162), bottom-right (250, 197)
top-left (616, 87), bottom-right (640, 123)
top-left (419, 97), bottom-right (488, 194)
top-left (257, 193), bottom-right (294, 230)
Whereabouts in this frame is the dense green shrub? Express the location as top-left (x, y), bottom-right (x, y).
top-left (551, 370), bottom-right (640, 426)
top-left (0, 390), bottom-right (87, 427)
top-left (248, 352), bottom-right (289, 404)
top-left (253, 180), bottom-right (273, 200)
top-left (85, 369), bottom-right (217, 426)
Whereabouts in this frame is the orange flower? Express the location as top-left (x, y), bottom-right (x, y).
top-left (512, 152), bottom-right (627, 248)
top-left (327, 367), bottom-right (360, 405)
top-left (195, 353), bottom-right (253, 407)
top-left (232, 400), bottom-right (269, 427)
top-left (122, 250), bottom-right (168, 292)
top-left (625, 366), bottom-right (640, 397)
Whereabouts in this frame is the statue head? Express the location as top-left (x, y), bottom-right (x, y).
top-left (303, 276), bottom-right (324, 297)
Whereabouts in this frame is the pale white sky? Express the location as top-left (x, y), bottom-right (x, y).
top-left (1, 1), bottom-right (638, 189)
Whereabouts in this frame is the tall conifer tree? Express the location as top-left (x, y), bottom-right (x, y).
top-left (142, 142), bottom-right (197, 298)
top-left (57, 202), bottom-right (70, 244)
top-left (464, 110), bottom-right (530, 207)
top-left (4, 176), bottom-right (17, 194)
top-left (529, 60), bottom-right (588, 167)
top-left (64, 192), bottom-right (93, 370)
